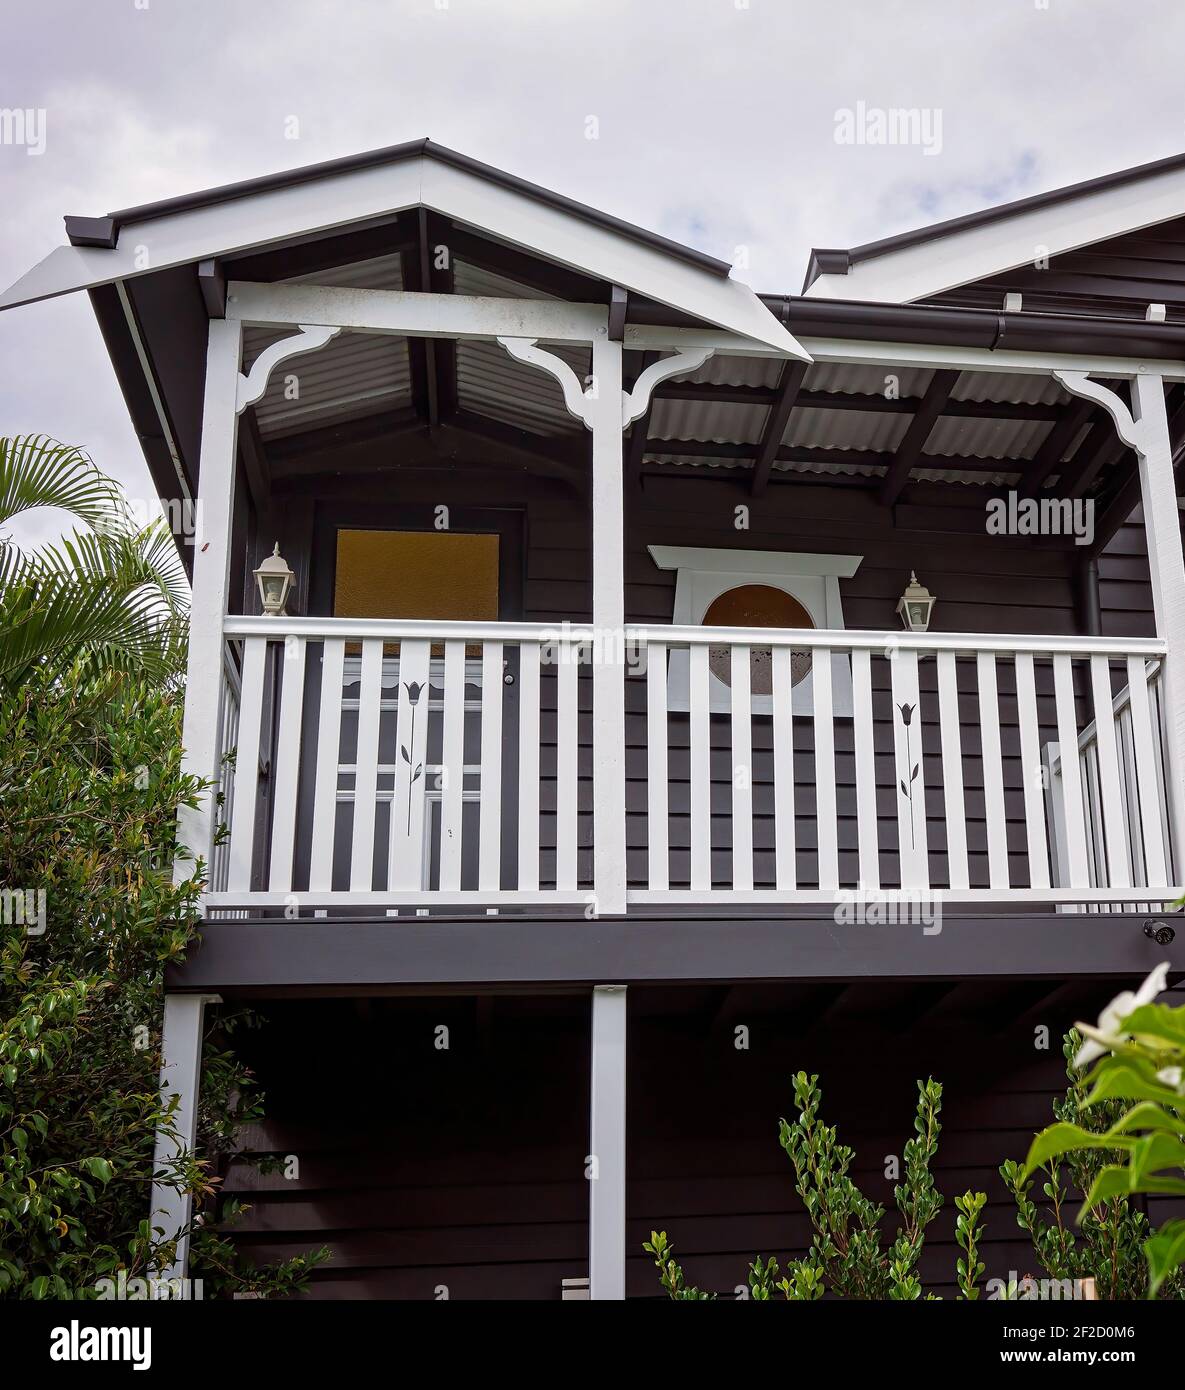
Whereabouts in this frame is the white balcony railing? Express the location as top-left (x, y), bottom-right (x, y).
top-left (632, 624), bottom-right (1178, 906)
top-left (204, 616), bottom-right (1180, 915)
top-left (209, 616), bottom-right (596, 912)
top-left (1046, 658), bottom-right (1174, 907)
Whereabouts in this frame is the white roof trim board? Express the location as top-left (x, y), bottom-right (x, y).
top-left (0, 149), bottom-right (806, 359)
top-left (805, 160), bottom-right (1185, 305)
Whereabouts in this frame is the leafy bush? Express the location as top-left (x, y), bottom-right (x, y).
top-left (1020, 967), bottom-right (1185, 1299)
top-left (0, 663), bottom-right (326, 1297)
top-left (1001, 1030), bottom-right (1182, 1299)
top-left (645, 1072), bottom-right (986, 1300)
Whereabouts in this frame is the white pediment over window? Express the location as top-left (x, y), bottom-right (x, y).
top-left (647, 546), bottom-right (863, 716)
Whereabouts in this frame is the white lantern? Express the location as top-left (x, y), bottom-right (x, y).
top-left (896, 571), bottom-right (935, 633)
top-left (253, 543), bottom-right (295, 617)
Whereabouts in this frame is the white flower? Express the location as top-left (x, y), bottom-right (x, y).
top-left (1157, 1066), bottom-right (1183, 1088)
top-left (1073, 962), bottom-right (1171, 1068)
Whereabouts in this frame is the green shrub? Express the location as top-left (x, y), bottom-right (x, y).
top-left (0, 663), bottom-right (326, 1297)
top-left (1019, 969), bottom-right (1185, 1300)
top-left (646, 1072), bottom-right (986, 1300)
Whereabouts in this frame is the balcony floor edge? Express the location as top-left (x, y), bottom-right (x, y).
top-left (166, 910), bottom-right (1181, 995)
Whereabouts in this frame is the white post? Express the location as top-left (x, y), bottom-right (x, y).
top-left (151, 319), bottom-right (240, 1279)
top-left (589, 984), bottom-right (627, 1301)
top-left (590, 334), bottom-right (628, 915)
top-left (1130, 371), bottom-right (1185, 878)
top-left (150, 994), bottom-right (215, 1281)
top-left (176, 316), bottom-right (244, 884)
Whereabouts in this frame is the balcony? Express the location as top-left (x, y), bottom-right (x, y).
top-left (205, 615), bottom-right (1181, 917)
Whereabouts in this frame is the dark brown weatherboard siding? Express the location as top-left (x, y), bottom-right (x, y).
top-left (217, 983), bottom-right (1119, 1299)
top-left (1098, 508), bottom-right (1185, 641)
top-left (923, 213), bottom-right (1185, 321)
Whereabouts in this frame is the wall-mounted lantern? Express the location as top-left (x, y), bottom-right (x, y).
top-left (896, 571), bottom-right (936, 633)
top-left (254, 543), bottom-right (295, 617)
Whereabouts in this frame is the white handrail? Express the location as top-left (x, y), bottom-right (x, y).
top-left (224, 615), bottom-right (584, 642)
top-left (625, 625), bottom-right (1165, 657)
top-left (223, 613), bottom-right (1166, 659)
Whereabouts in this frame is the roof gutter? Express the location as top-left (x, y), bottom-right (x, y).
top-left (764, 295), bottom-right (1185, 362)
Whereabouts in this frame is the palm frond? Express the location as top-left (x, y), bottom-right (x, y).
top-left (0, 435), bottom-right (122, 530)
top-left (0, 519), bottom-right (189, 689)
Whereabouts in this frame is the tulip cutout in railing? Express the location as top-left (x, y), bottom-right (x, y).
top-left (897, 701), bottom-right (921, 850)
top-left (400, 680), bottom-right (425, 835)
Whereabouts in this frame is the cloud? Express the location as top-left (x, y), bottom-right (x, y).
top-left (2, 0), bottom-right (1184, 546)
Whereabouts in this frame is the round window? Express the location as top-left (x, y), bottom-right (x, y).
top-left (702, 584), bottom-right (814, 694)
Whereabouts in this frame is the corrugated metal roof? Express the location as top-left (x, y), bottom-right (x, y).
top-left (951, 370), bottom-right (1069, 405)
top-left (242, 253), bottom-right (406, 375)
top-left (452, 260), bottom-right (549, 299)
top-left (683, 354), bottom-right (785, 389)
top-left (926, 414), bottom-right (1052, 461)
top-left (804, 360), bottom-right (934, 398)
top-left (649, 397), bottom-right (769, 446)
top-left (784, 406), bottom-right (906, 453)
top-left (251, 330), bottom-right (413, 437)
top-left (295, 252), bottom-right (405, 291)
top-left (645, 450), bottom-right (1019, 487)
top-left (647, 450), bottom-right (884, 480)
top-left (243, 254), bottom-right (413, 439)
top-left (456, 336), bottom-right (589, 435)
top-left (913, 464), bottom-right (1022, 486)
top-left (451, 258), bottom-right (590, 434)
top-left (642, 362), bottom-right (1084, 481)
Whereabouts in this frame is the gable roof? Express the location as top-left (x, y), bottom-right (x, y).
top-left (803, 150), bottom-right (1185, 304)
top-left (0, 139), bottom-right (804, 358)
top-left (62, 139), bottom-right (733, 275)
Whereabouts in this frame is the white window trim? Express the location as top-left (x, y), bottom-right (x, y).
top-left (647, 546), bottom-right (862, 716)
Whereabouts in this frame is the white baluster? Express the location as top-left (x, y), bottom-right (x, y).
top-left (227, 636), bottom-right (267, 892)
top-left (555, 645), bottom-right (579, 890)
top-left (647, 640), bottom-right (669, 892)
top-left (730, 645), bottom-right (753, 891)
top-left (771, 647), bottom-right (796, 890)
top-left (689, 644), bottom-right (712, 893)
top-left (1052, 653), bottom-right (1090, 889)
top-left (309, 638), bottom-right (345, 893)
top-left (977, 652), bottom-right (1009, 890)
top-left (438, 640), bottom-right (467, 892)
top-left (478, 641), bottom-right (504, 892)
top-left (349, 638), bottom-right (383, 890)
top-left (936, 651), bottom-right (969, 890)
top-left (1089, 655), bottom-right (1131, 891)
top-left (1127, 655), bottom-right (1169, 887)
top-left (851, 647), bottom-right (879, 891)
top-left (518, 640), bottom-right (541, 893)
top-left (890, 648), bottom-right (928, 890)
top-left (814, 647), bottom-right (838, 891)
top-left (1013, 653), bottom-right (1049, 890)
top-left (268, 636), bottom-right (306, 892)
top-left (390, 639), bottom-right (432, 891)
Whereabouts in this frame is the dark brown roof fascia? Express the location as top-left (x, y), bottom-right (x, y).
top-left (63, 138), bottom-right (731, 278)
top-left (801, 149), bottom-right (1185, 289)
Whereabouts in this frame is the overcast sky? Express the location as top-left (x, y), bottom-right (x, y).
top-left (3, 0), bottom-right (1185, 546)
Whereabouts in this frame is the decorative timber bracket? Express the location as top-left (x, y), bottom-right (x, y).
top-left (236, 325), bottom-right (342, 414)
top-left (497, 336), bottom-right (713, 430)
top-left (1052, 369), bottom-right (1151, 454)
